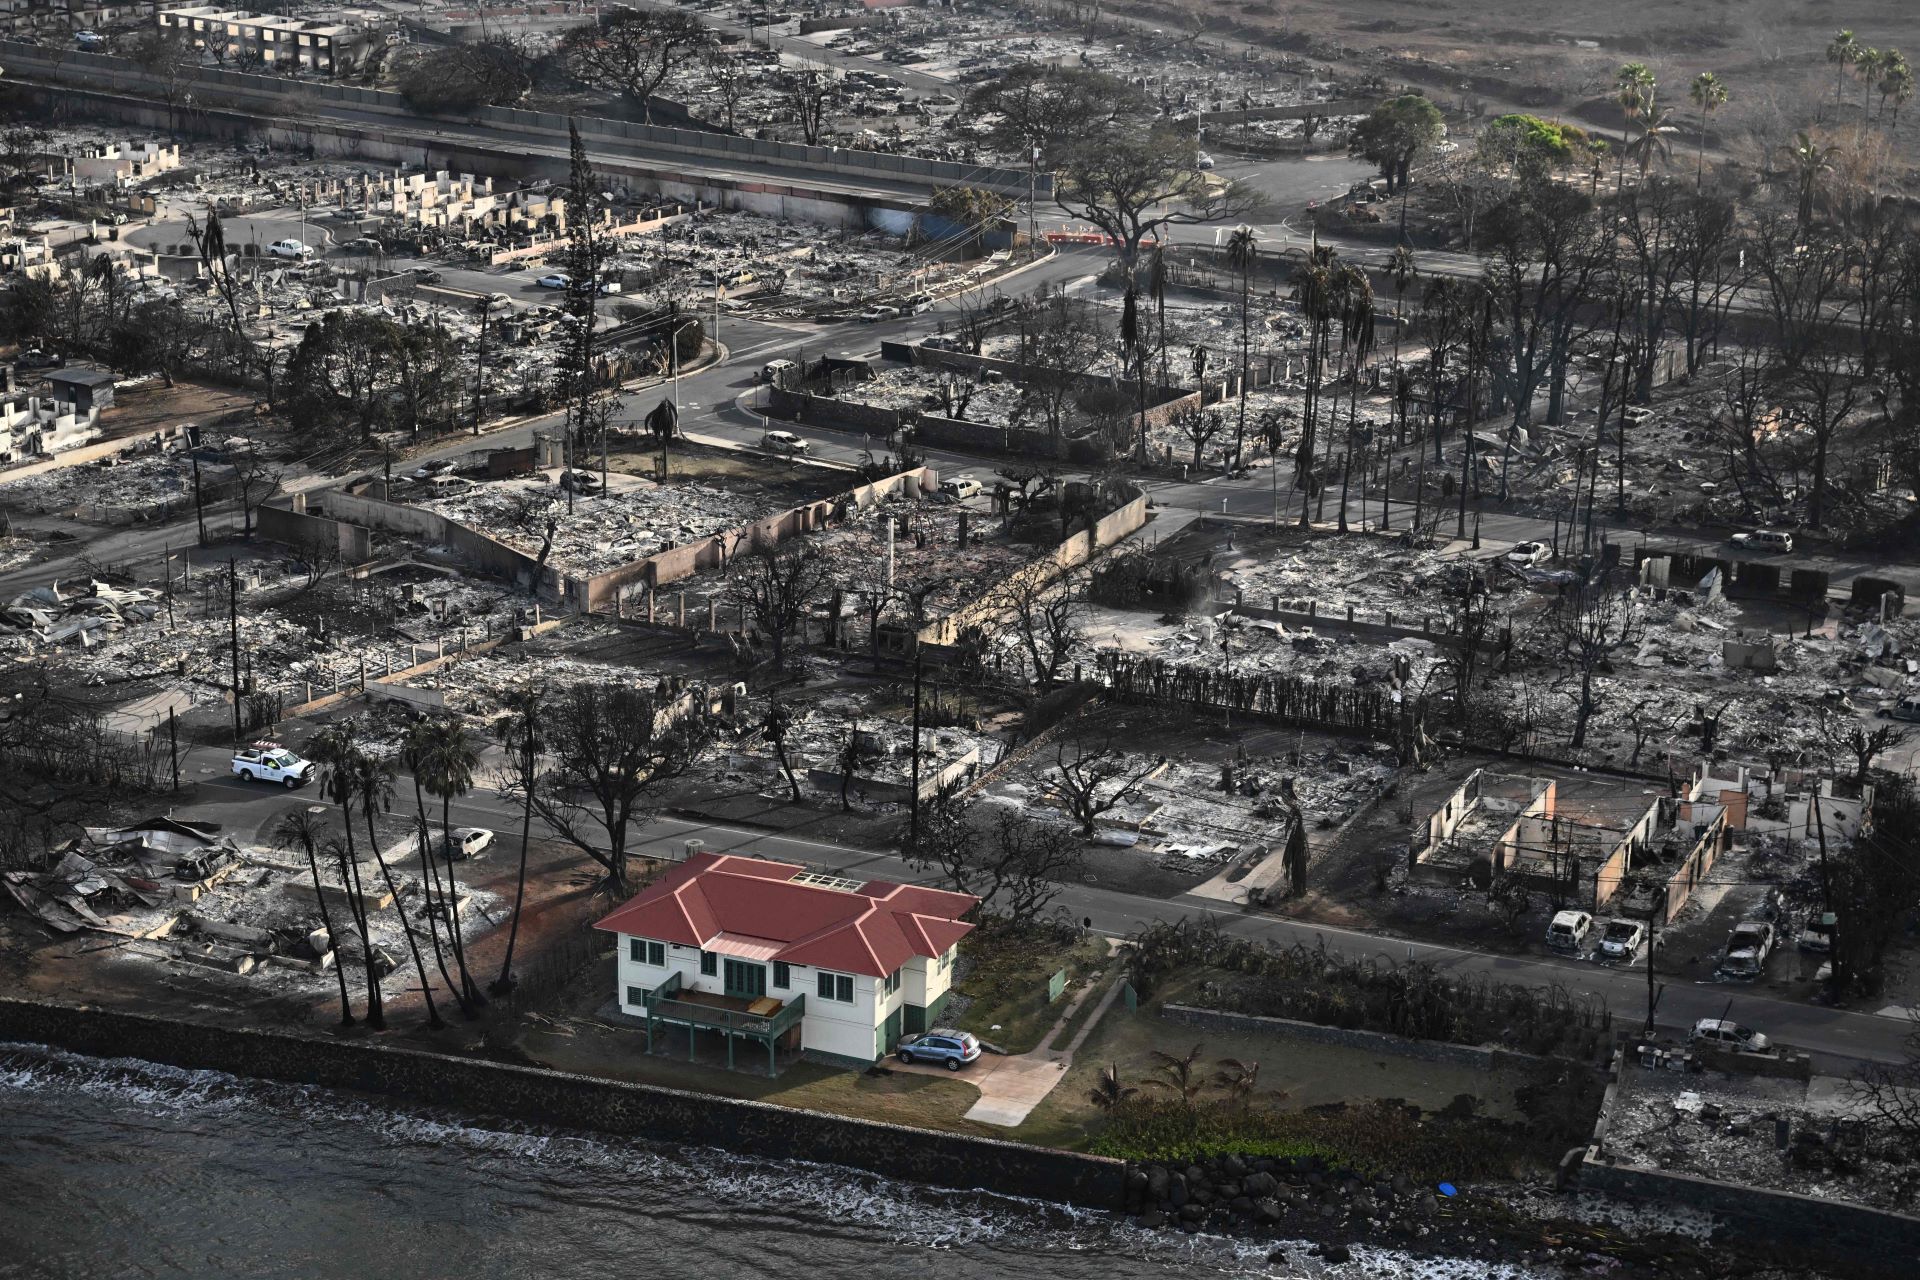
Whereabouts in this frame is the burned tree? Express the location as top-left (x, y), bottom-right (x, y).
top-left (1053, 126), bottom-right (1269, 270)
top-left (907, 803), bottom-right (1086, 927)
top-left (1557, 586), bottom-right (1643, 751)
top-left (507, 683), bottom-right (713, 895)
top-left (1172, 407), bottom-right (1226, 471)
top-left (991, 561), bottom-right (1085, 689)
top-left (559, 8), bottom-right (713, 122)
top-left (728, 540), bottom-right (831, 664)
top-left (1045, 734), bottom-right (1164, 836)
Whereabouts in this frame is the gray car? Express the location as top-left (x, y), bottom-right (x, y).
top-left (896, 1028), bottom-right (981, 1070)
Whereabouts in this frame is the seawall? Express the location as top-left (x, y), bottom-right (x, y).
top-left (0, 997), bottom-right (1126, 1210)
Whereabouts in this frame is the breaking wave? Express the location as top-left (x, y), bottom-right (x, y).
top-left (0, 1041), bottom-right (1561, 1279)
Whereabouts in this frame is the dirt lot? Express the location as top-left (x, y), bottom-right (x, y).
top-left (1014, 969), bottom-right (1535, 1152)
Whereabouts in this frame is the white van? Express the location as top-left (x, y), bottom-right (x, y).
top-left (1731, 528), bottom-right (1794, 554)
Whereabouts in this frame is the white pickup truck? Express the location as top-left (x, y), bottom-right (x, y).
top-left (232, 744), bottom-right (315, 788)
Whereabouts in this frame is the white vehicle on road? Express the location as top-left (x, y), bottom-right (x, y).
top-left (441, 827), bottom-right (494, 861)
top-left (1505, 540), bottom-right (1551, 566)
top-left (536, 273), bottom-right (572, 289)
top-left (232, 743), bottom-right (315, 788)
top-left (266, 239), bottom-right (314, 259)
top-left (761, 429), bottom-right (809, 456)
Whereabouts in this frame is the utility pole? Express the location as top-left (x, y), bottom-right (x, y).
top-left (909, 650), bottom-right (924, 845)
top-left (168, 706), bottom-right (180, 794)
top-left (1028, 144), bottom-right (1039, 258)
top-left (1813, 788), bottom-right (1842, 995)
top-left (228, 557), bottom-right (242, 743)
top-left (471, 299), bottom-right (489, 435)
top-left (1645, 922), bottom-right (1662, 1036)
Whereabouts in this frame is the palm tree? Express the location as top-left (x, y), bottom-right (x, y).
top-left (1148, 244), bottom-right (1171, 395)
top-left (1330, 263), bottom-right (1375, 532)
top-left (1857, 48), bottom-right (1885, 118)
top-left (1213, 1057), bottom-right (1261, 1108)
top-left (1878, 51), bottom-right (1912, 125)
top-left (400, 720), bottom-right (472, 1017)
top-left (1613, 63), bottom-right (1655, 189)
top-left (1224, 224), bottom-right (1259, 471)
top-left (354, 744), bottom-right (445, 1031)
top-left (310, 722), bottom-right (384, 1029)
top-left (1120, 282), bottom-right (1145, 461)
top-left (1829, 30), bottom-right (1860, 107)
top-left (1888, 58), bottom-right (1917, 129)
top-left (1386, 244), bottom-right (1417, 442)
top-left (493, 687), bottom-right (542, 996)
top-left (1688, 72), bottom-right (1727, 188)
top-left (1784, 131), bottom-right (1838, 232)
top-left (1144, 1042), bottom-right (1208, 1119)
top-left (1290, 246), bottom-right (1336, 528)
top-left (1627, 106), bottom-right (1678, 176)
top-left (1087, 1062), bottom-right (1138, 1112)
top-left (413, 716), bottom-right (485, 1009)
top-left (273, 809), bottom-right (354, 1027)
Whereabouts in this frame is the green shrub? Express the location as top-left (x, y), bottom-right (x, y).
top-left (1088, 1097), bottom-right (1547, 1180)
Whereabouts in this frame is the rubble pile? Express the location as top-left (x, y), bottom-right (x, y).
top-left (710, 687), bottom-right (997, 805)
top-left (1607, 1067), bottom-right (1919, 1214)
top-left (0, 451), bottom-right (214, 514)
top-left (0, 559), bottom-right (518, 708)
top-left (416, 472), bottom-right (783, 578)
top-left (611, 210), bottom-right (958, 318)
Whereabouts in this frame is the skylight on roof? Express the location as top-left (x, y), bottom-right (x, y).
top-left (792, 871), bottom-right (865, 894)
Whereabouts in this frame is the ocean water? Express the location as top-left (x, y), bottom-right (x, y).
top-left (0, 1042), bottom-right (1562, 1280)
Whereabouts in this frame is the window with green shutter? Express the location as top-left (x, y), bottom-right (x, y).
top-left (815, 972), bottom-right (854, 1003)
top-left (648, 941), bottom-right (665, 966)
top-left (700, 950), bottom-right (718, 976)
top-left (629, 939), bottom-right (665, 966)
top-left (772, 962), bottom-right (790, 989)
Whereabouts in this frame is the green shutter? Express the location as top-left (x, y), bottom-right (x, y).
top-left (700, 950), bottom-right (717, 976)
top-left (773, 962), bottom-right (790, 989)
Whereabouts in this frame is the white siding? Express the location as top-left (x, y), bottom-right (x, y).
top-left (804, 969), bottom-right (881, 1061)
top-left (613, 933), bottom-right (887, 1061)
top-left (902, 947), bottom-right (954, 1010)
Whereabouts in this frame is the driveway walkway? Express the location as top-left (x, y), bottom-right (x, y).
top-left (894, 945), bottom-right (1128, 1127)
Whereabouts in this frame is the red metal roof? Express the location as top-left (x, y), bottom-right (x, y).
top-left (593, 853), bottom-right (976, 979)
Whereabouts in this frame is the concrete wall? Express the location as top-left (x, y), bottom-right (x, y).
top-left (580, 466), bottom-right (937, 613)
top-left (915, 484), bottom-right (1149, 647)
top-left (321, 486), bottom-right (565, 600)
top-left (256, 498), bottom-right (376, 565)
top-left (0, 996), bottom-right (1126, 1209)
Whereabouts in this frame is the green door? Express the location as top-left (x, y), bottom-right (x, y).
top-left (723, 959), bottom-right (767, 1001)
top-left (880, 1004), bottom-right (904, 1054)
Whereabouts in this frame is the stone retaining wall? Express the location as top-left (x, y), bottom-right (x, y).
top-left (0, 997), bottom-right (1126, 1209)
top-left (1579, 1153), bottom-right (1920, 1277)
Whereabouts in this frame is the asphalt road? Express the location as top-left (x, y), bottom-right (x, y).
top-left (169, 741), bottom-right (1916, 1071)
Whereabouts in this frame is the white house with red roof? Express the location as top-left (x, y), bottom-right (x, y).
top-left (593, 852), bottom-right (977, 1070)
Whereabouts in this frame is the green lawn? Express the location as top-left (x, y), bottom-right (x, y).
top-left (948, 928), bottom-right (1110, 1054)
